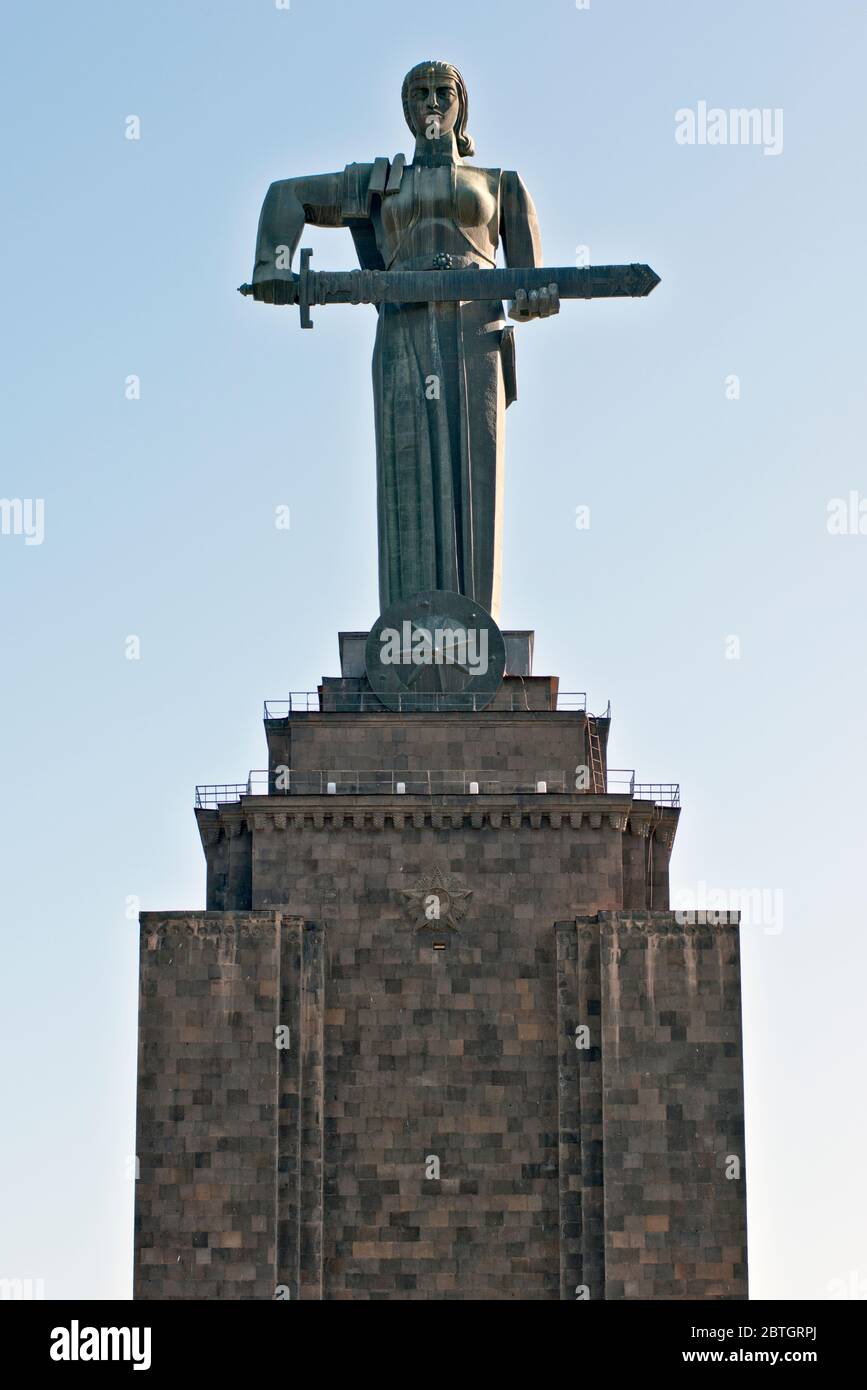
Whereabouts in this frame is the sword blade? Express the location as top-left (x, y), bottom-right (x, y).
top-left (372, 264), bottom-right (661, 304)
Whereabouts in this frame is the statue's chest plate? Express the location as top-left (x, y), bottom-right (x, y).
top-left (381, 164), bottom-right (501, 267)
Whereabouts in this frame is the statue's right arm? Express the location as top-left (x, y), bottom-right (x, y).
top-left (252, 173), bottom-right (345, 289)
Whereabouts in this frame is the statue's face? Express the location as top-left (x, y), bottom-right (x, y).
top-left (407, 73), bottom-right (460, 140)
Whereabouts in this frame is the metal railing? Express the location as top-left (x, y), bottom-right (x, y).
top-left (634, 782), bottom-right (681, 807)
top-left (263, 690), bottom-right (588, 718)
top-left (604, 773), bottom-right (680, 807)
top-left (271, 769), bottom-right (576, 796)
top-left (196, 781), bottom-right (255, 808)
top-left (196, 769), bottom-right (680, 808)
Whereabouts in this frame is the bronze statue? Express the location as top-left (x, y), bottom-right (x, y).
top-left (247, 61), bottom-right (658, 623)
top-left (250, 60), bottom-right (560, 622)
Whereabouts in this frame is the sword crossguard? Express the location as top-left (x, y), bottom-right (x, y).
top-left (237, 247), bottom-right (316, 326)
top-left (299, 247), bottom-right (314, 329)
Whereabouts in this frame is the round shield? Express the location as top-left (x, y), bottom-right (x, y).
top-left (365, 590), bottom-right (506, 713)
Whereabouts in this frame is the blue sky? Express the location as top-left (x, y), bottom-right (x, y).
top-left (1, 0), bottom-right (865, 1299)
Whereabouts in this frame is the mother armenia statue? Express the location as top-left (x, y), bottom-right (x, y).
top-left (249, 60), bottom-right (561, 623)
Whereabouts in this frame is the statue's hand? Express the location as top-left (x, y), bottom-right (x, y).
top-left (250, 278), bottom-right (297, 306)
top-left (508, 284), bottom-right (560, 322)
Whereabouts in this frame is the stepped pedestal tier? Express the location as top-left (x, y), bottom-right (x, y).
top-left (134, 632), bottom-right (747, 1300)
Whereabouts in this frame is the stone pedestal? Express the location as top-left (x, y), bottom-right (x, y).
top-left (133, 637), bottom-right (747, 1300)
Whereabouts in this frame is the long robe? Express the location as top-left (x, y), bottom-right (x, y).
top-left (253, 155), bottom-right (544, 621)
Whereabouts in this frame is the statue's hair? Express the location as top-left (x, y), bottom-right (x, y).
top-left (401, 61), bottom-right (475, 158)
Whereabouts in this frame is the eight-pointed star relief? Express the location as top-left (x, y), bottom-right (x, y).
top-left (401, 867), bottom-right (473, 931)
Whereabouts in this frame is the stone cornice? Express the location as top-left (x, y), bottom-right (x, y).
top-left (556, 911), bottom-right (740, 941)
top-left (138, 910), bottom-right (300, 948)
top-left (194, 795), bottom-right (680, 841)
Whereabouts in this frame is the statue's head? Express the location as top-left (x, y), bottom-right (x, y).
top-left (401, 61), bottom-right (475, 157)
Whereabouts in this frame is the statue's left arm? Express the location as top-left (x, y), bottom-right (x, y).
top-left (500, 171), bottom-right (559, 322)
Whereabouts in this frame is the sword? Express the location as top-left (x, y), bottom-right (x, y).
top-left (238, 247), bottom-right (660, 329)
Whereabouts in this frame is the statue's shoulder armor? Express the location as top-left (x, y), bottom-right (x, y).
top-left (342, 155), bottom-right (407, 218)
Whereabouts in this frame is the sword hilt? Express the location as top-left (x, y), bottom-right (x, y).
top-left (237, 280), bottom-right (299, 304)
top-left (237, 248), bottom-right (315, 327)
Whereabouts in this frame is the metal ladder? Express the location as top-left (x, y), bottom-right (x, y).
top-left (587, 715), bottom-right (606, 794)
